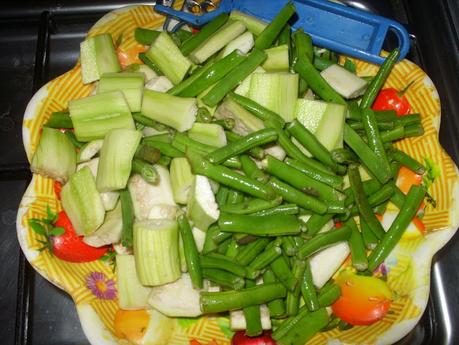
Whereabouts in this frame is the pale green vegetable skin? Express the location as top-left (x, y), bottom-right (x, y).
top-left (188, 123), bottom-right (227, 147)
top-left (116, 255), bottom-right (152, 309)
top-left (80, 33), bottom-right (121, 84)
top-left (68, 91), bottom-right (135, 142)
top-left (96, 128), bottom-right (142, 192)
top-left (262, 44), bottom-right (289, 72)
top-left (31, 127), bottom-right (76, 182)
top-left (60, 166), bottom-right (105, 236)
top-left (97, 72), bottom-right (145, 112)
top-left (187, 175), bottom-right (220, 231)
top-left (170, 157), bottom-right (194, 204)
top-left (134, 219), bottom-right (181, 286)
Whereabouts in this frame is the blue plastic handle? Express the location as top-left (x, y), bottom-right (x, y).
top-left (154, 0), bottom-right (410, 64)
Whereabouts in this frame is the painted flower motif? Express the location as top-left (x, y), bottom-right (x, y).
top-left (374, 263), bottom-right (389, 279)
top-left (86, 272), bottom-right (117, 300)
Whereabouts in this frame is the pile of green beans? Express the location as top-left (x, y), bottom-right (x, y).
top-left (128, 1), bottom-right (430, 341)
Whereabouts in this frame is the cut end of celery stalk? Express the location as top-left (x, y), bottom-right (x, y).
top-left (218, 31), bottom-right (254, 59)
top-left (187, 175), bottom-right (220, 231)
top-left (234, 67), bottom-right (266, 97)
top-left (69, 91), bottom-right (135, 142)
top-left (320, 64), bottom-right (368, 99)
top-left (61, 166), bottom-right (105, 236)
top-left (229, 10), bottom-right (268, 36)
top-left (262, 44), bottom-right (289, 72)
top-left (134, 218), bottom-right (181, 286)
top-left (31, 127), bottom-right (76, 183)
top-left (83, 202), bottom-right (122, 247)
top-left (214, 97), bottom-right (265, 136)
top-left (188, 123), bottom-right (227, 148)
top-left (80, 33), bottom-right (121, 84)
top-left (141, 89), bottom-right (197, 132)
top-left (97, 72), bottom-right (145, 112)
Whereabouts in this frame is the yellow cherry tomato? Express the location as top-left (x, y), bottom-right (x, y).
top-left (332, 270), bottom-right (392, 325)
top-left (114, 309), bottom-right (150, 343)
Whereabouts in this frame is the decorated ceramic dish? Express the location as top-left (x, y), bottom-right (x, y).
top-left (17, 3), bottom-right (459, 345)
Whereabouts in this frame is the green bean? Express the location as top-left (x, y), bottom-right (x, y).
top-left (381, 126), bottom-right (405, 142)
top-left (200, 255), bottom-right (247, 278)
top-left (246, 246), bottom-right (282, 279)
top-left (321, 316), bottom-right (341, 332)
top-left (345, 183), bottom-right (395, 218)
top-left (305, 214), bottom-right (333, 236)
top-left (220, 196), bottom-right (282, 214)
top-left (120, 188), bottom-right (134, 248)
top-left (132, 112), bottom-right (168, 131)
top-left (252, 204), bottom-right (299, 216)
top-left (227, 92), bottom-right (285, 128)
top-left (278, 24), bottom-right (291, 46)
top-left (177, 215), bottom-right (203, 288)
top-left (242, 279), bottom-right (263, 336)
top-left (268, 177), bottom-right (328, 214)
top-left (348, 164), bottom-right (385, 239)
top-left (217, 237), bottom-right (232, 254)
top-left (344, 124), bottom-right (392, 184)
top-left (286, 259), bottom-right (306, 316)
top-left (273, 125), bottom-right (320, 165)
top-left (206, 128), bottom-right (278, 164)
top-left (360, 217), bottom-right (378, 250)
top-left (225, 239), bottom-right (240, 258)
top-left (254, 2), bottom-right (296, 50)
top-left (212, 231), bottom-right (233, 245)
top-left (318, 282), bottom-right (341, 307)
top-left (264, 155), bottom-right (344, 201)
top-left (64, 130), bottom-right (84, 149)
top-left (331, 148), bottom-right (359, 164)
top-left (282, 236), bottom-right (298, 256)
top-left (135, 144), bottom-right (161, 164)
top-left (216, 186), bottom-right (229, 206)
top-left (301, 260), bottom-right (320, 311)
top-left (368, 184), bottom-right (426, 271)
top-left (390, 185), bottom-right (406, 209)
top-left (171, 29), bottom-right (193, 46)
top-left (142, 140), bottom-right (184, 158)
top-left (390, 149), bottom-right (426, 174)
top-left (236, 238), bottom-right (271, 266)
top-left (284, 158), bottom-right (342, 189)
top-left (218, 212), bottom-right (303, 236)
top-left (297, 225), bottom-right (352, 259)
top-left (202, 224), bottom-right (220, 254)
top-left (270, 255), bottom-right (298, 292)
top-left (326, 200), bottom-right (347, 214)
top-left (143, 133), bottom-right (173, 143)
top-left (272, 305), bottom-right (310, 340)
top-left (157, 155), bottom-right (171, 166)
top-left (239, 154), bottom-right (269, 183)
top-left (359, 48), bottom-right (400, 109)
top-left (180, 13), bottom-right (229, 56)
top-left (168, 60), bottom-right (213, 96)
top-left (294, 56), bottom-right (346, 105)
top-left (404, 123), bottom-right (424, 137)
top-left (200, 282), bottom-right (287, 313)
top-left (134, 27), bottom-right (160, 45)
top-left (395, 113), bottom-right (421, 127)
top-left (338, 320), bottom-right (354, 331)
top-left (374, 200), bottom-right (389, 216)
top-left (346, 218), bottom-right (369, 271)
top-left (178, 50), bottom-right (246, 97)
top-left (227, 190), bottom-right (244, 204)
top-left (349, 121), bottom-right (395, 131)
top-left (202, 268), bottom-right (245, 290)
top-left (138, 52), bottom-right (163, 75)
top-left (361, 108), bottom-right (392, 179)
top-left (225, 131), bottom-right (265, 160)
top-left (313, 56), bottom-right (334, 71)
top-left (202, 49), bottom-right (267, 107)
top-left (263, 269), bottom-right (286, 318)
top-left (213, 118), bottom-right (235, 130)
top-left (186, 150), bottom-right (276, 200)
top-left (287, 120), bottom-right (340, 172)
top-left (131, 158), bottom-right (158, 184)
top-left (44, 111), bottom-right (73, 129)
top-left (292, 28), bottom-right (313, 63)
top-left (275, 308), bottom-right (329, 345)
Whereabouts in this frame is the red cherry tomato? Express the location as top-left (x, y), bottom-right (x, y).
top-left (52, 211), bottom-right (108, 262)
top-left (231, 331), bottom-right (276, 345)
top-left (372, 87), bottom-right (411, 116)
top-left (54, 181), bottom-right (62, 200)
top-left (332, 271), bottom-right (392, 326)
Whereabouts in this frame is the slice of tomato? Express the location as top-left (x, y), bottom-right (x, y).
top-left (52, 211), bottom-right (108, 262)
top-left (231, 331), bottom-right (276, 345)
top-left (372, 87), bottom-right (411, 116)
top-left (332, 270), bottom-right (392, 326)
